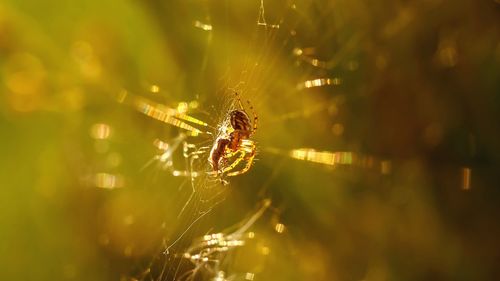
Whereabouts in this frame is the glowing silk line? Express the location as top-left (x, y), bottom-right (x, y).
top-left (125, 95), bottom-right (207, 136)
top-left (296, 78), bottom-right (342, 90)
top-left (290, 149), bottom-right (353, 165)
top-left (135, 96), bottom-right (208, 126)
top-left (288, 148), bottom-right (392, 174)
top-left (293, 34), bottom-right (361, 69)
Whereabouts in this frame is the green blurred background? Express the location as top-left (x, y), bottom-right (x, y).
top-left (1, 0), bottom-right (499, 280)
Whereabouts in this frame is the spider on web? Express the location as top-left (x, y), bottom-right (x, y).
top-left (147, 92), bottom-right (258, 184)
top-left (208, 92), bottom-right (258, 180)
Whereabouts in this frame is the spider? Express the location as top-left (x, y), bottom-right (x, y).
top-left (208, 93), bottom-right (258, 178)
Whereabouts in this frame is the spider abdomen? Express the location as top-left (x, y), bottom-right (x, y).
top-left (230, 110), bottom-right (252, 132)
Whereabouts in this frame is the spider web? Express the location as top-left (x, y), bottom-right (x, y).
top-left (85, 1), bottom-right (386, 280)
top-left (115, 1), bottom-right (391, 280)
top-left (123, 2), bottom-right (293, 280)
top-left (0, 0), bottom-right (390, 280)
top-left (2, 0), bottom-right (494, 280)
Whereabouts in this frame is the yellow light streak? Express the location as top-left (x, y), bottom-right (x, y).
top-left (177, 102), bottom-right (188, 113)
top-left (297, 77), bottom-right (342, 90)
top-left (290, 149), bottom-right (353, 165)
top-left (193, 20), bottom-right (213, 31)
top-left (274, 223), bottom-right (285, 233)
top-left (94, 173), bottom-right (124, 189)
top-left (90, 123), bottom-right (111, 139)
top-left (120, 93), bottom-right (208, 136)
top-left (245, 272), bottom-right (255, 280)
top-left (293, 34), bottom-right (361, 69)
top-left (288, 148), bottom-right (391, 174)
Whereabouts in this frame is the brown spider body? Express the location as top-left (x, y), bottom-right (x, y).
top-left (209, 137), bottom-right (229, 172)
top-left (208, 97), bottom-right (258, 177)
top-left (230, 110), bottom-right (252, 133)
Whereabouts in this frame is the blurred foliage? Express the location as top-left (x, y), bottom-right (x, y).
top-left (0, 0), bottom-right (499, 280)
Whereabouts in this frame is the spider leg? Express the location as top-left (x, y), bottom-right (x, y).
top-left (205, 148), bottom-right (244, 177)
top-left (226, 140), bottom-right (256, 177)
top-left (220, 150), bottom-right (246, 174)
top-left (234, 92), bottom-right (257, 132)
top-left (246, 100), bottom-right (258, 134)
top-left (226, 152), bottom-right (255, 177)
top-left (234, 92), bottom-right (244, 110)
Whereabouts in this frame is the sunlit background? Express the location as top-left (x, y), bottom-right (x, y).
top-left (1, 0), bottom-right (499, 280)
